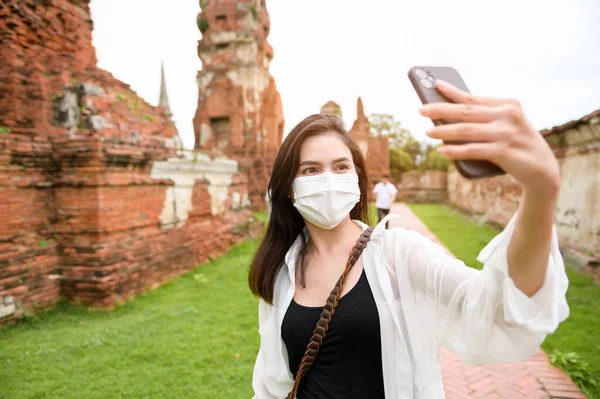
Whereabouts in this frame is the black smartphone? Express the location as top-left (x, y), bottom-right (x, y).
top-left (407, 66), bottom-right (505, 179)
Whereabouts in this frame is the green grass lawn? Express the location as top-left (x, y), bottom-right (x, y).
top-left (0, 240), bottom-right (261, 399)
top-left (368, 205), bottom-right (379, 227)
top-left (409, 203), bottom-right (600, 398)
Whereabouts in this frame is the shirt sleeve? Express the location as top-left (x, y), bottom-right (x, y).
top-left (252, 299), bottom-right (278, 399)
top-left (389, 184), bottom-right (398, 195)
top-left (401, 213), bottom-right (569, 365)
top-left (373, 183), bottom-right (380, 195)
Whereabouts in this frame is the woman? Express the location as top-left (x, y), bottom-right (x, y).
top-left (248, 81), bottom-right (569, 399)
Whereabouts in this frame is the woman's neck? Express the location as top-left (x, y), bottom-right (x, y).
top-left (305, 217), bottom-right (363, 258)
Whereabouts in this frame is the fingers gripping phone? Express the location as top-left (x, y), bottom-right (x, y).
top-left (408, 66), bottom-right (505, 179)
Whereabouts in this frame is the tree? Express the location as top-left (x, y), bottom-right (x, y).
top-left (370, 113), bottom-right (421, 180)
top-left (389, 147), bottom-right (415, 181)
top-left (369, 113), bottom-right (411, 148)
top-left (402, 136), bottom-right (422, 164)
top-left (418, 144), bottom-right (450, 171)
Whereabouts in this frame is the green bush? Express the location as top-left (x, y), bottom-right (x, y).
top-left (198, 18), bottom-right (209, 33)
top-left (419, 148), bottom-right (450, 171)
top-left (249, 4), bottom-right (258, 20)
top-left (549, 350), bottom-right (597, 396)
top-left (389, 147), bottom-right (415, 181)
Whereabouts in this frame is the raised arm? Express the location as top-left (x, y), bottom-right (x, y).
top-left (390, 219), bottom-right (568, 364)
top-left (400, 81), bottom-right (570, 363)
top-left (421, 80), bottom-right (562, 297)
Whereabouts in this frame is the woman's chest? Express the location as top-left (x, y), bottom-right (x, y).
top-left (283, 269), bottom-right (381, 349)
top-left (281, 269), bottom-right (383, 378)
top-left (292, 257), bottom-right (364, 307)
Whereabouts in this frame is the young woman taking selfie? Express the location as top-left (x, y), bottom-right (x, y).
top-left (248, 80), bottom-right (569, 399)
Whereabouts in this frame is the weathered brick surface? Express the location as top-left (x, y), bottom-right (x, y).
top-left (193, 0), bottom-right (284, 209)
top-left (447, 165), bottom-right (522, 228)
top-left (0, 0), bottom-right (258, 324)
top-left (397, 170), bottom-right (447, 203)
top-left (348, 98), bottom-right (390, 183)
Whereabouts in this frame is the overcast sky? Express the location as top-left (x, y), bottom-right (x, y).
top-left (90, 0), bottom-right (600, 150)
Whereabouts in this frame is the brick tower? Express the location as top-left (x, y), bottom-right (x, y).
top-left (349, 98), bottom-right (390, 183)
top-left (193, 0), bottom-right (284, 208)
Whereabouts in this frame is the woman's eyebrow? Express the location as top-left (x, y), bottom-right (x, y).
top-left (298, 160), bottom-right (321, 167)
top-left (332, 157), bottom-right (352, 163)
top-left (298, 157), bottom-right (351, 167)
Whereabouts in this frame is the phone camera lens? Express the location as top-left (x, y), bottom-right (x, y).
top-left (421, 77), bottom-right (433, 88)
top-left (415, 68), bottom-right (427, 78)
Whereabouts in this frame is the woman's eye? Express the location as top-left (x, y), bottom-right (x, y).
top-left (335, 164), bottom-right (350, 171)
top-left (302, 167), bottom-right (318, 174)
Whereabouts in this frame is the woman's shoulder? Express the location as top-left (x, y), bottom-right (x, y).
top-left (375, 225), bottom-right (441, 258)
top-left (380, 225), bottom-right (427, 242)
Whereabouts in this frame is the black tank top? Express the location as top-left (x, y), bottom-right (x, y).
top-left (281, 269), bottom-right (385, 399)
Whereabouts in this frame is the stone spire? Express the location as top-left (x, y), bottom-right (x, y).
top-left (320, 100), bottom-right (342, 119)
top-left (159, 61), bottom-right (172, 118)
top-left (349, 97), bottom-right (390, 183)
top-left (349, 97), bottom-right (370, 158)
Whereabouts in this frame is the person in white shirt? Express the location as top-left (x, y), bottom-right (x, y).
top-left (249, 81), bottom-right (569, 399)
top-left (373, 174), bottom-right (398, 228)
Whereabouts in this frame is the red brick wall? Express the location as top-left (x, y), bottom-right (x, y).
top-left (366, 135), bottom-right (391, 184)
top-left (397, 170), bottom-right (448, 203)
top-left (0, 0), bottom-right (258, 324)
top-left (447, 165), bottom-right (522, 227)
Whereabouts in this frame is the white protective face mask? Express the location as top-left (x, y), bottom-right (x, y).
top-left (292, 172), bottom-right (361, 230)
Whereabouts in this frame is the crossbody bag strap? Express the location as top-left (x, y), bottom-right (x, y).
top-left (286, 227), bottom-right (374, 399)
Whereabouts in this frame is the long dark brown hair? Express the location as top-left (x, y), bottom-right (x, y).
top-left (248, 114), bottom-right (371, 304)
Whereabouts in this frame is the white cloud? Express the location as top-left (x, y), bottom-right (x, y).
top-left (90, 0), bottom-right (600, 149)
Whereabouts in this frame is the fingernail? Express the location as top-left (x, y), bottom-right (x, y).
top-left (419, 106), bottom-right (430, 114)
top-left (425, 128), bottom-right (434, 136)
top-left (435, 79), bottom-right (449, 88)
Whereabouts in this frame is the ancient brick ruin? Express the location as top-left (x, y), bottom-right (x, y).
top-left (0, 0), bottom-right (264, 324)
top-left (193, 0), bottom-right (284, 208)
top-left (448, 109), bottom-right (600, 262)
top-left (320, 101), bottom-right (343, 119)
top-left (408, 109), bottom-right (600, 275)
top-left (348, 98), bottom-right (390, 183)
top-left (396, 170), bottom-right (447, 203)
top-left (320, 98), bottom-right (390, 184)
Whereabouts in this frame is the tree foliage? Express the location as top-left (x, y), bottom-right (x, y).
top-left (389, 147), bottom-right (415, 181)
top-left (369, 114), bottom-right (449, 181)
top-left (419, 144), bottom-right (450, 171)
top-left (370, 113), bottom-right (410, 148)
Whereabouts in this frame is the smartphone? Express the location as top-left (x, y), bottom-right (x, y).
top-left (407, 66), bottom-right (505, 179)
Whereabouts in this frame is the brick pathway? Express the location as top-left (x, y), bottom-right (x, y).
top-left (387, 203), bottom-right (587, 399)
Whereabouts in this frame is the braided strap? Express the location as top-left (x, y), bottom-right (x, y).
top-left (286, 227), bottom-right (374, 399)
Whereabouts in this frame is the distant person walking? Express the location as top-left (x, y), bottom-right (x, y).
top-left (373, 174), bottom-right (397, 228)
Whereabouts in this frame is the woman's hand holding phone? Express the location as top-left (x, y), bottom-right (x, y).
top-left (420, 80), bottom-right (561, 197)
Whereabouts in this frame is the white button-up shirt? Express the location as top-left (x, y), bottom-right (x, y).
top-left (374, 182), bottom-right (398, 210)
top-left (251, 214), bottom-right (570, 398)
